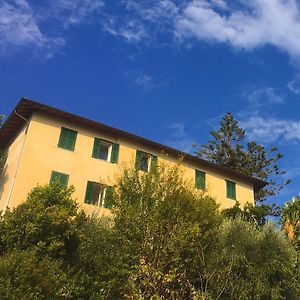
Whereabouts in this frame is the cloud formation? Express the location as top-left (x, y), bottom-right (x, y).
top-left (0, 0), bottom-right (64, 57)
top-left (116, 0), bottom-right (300, 61)
top-left (236, 85), bottom-right (300, 144)
top-left (176, 0), bottom-right (300, 60)
top-left (0, 0), bottom-right (103, 57)
top-left (4, 0), bottom-right (300, 60)
top-left (287, 74), bottom-right (300, 95)
top-left (242, 87), bottom-right (284, 113)
top-left (240, 116), bottom-right (300, 143)
top-left (48, 0), bottom-right (104, 27)
top-left (164, 122), bottom-right (196, 153)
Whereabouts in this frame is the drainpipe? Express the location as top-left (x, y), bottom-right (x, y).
top-left (5, 110), bottom-right (29, 211)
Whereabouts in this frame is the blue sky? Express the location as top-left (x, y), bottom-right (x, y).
top-left (1, 0), bottom-right (300, 206)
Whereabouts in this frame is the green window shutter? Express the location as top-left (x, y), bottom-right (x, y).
top-left (104, 186), bottom-right (114, 209)
top-left (195, 170), bottom-right (205, 190)
top-left (92, 138), bottom-right (101, 158)
top-left (135, 150), bottom-right (142, 169)
top-left (50, 171), bottom-right (69, 186)
top-left (150, 155), bottom-right (158, 171)
top-left (58, 128), bottom-right (77, 151)
top-left (226, 180), bottom-right (236, 200)
top-left (58, 128), bottom-right (68, 148)
top-left (110, 143), bottom-right (120, 164)
top-left (84, 181), bottom-right (94, 204)
top-left (59, 173), bottom-right (69, 186)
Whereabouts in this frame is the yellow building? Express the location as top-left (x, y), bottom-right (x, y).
top-left (0, 98), bottom-right (266, 215)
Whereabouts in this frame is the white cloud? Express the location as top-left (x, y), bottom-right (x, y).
top-left (243, 87), bottom-right (284, 112)
top-left (123, 0), bottom-right (178, 23)
top-left (287, 74), bottom-right (300, 95)
top-left (123, 70), bottom-right (155, 90)
top-left (0, 0), bottom-right (103, 57)
top-left (176, 0), bottom-right (300, 60)
top-left (115, 0), bottom-right (300, 61)
top-left (134, 73), bottom-right (154, 89)
top-left (240, 116), bottom-right (300, 143)
top-left (236, 85), bottom-right (300, 144)
top-left (102, 0), bottom-right (178, 44)
top-left (164, 122), bottom-right (196, 153)
top-left (0, 0), bottom-right (64, 57)
top-left (102, 17), bottom-right (148, 43)
top-left (47, 0), bottom-right (104, 27)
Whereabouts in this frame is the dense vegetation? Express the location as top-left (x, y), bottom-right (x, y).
top-left (0, 164), bottom-right (299, 299)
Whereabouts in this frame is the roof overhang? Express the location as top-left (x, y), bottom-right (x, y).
top-left (0, 97), bottom-right (267, 192)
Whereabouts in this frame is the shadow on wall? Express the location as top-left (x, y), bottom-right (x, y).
top-left (0, 151), bottom-right (8, 204)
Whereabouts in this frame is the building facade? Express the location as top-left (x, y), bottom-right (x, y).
top-left (0, 98), bottom-right (266, 215)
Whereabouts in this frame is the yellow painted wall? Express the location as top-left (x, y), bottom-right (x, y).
top-left (0, 125), bottom-right (28, 212)
top-left (0, 112), bottom-right (254, 214)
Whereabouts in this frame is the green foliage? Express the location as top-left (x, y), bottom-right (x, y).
top-left (194, 112), bottom-right (289, 202)
top-left (0, 183), bottom-right (85, 260)
top-left (222, 201), bottom-right (273, 226)
top-left (0, 250), bottom-right (75, 300)
top-left (209, 219), bottom-right (299, 299)
top-left (281, 196), bottom-right (300, 250)
top-left (112, 164), bottom-right (222, 299)
top-left (0, 163), bottom-right (298, 299)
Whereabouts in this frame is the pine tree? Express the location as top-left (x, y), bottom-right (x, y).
top-left (195, 113), bottom-right (290, 202)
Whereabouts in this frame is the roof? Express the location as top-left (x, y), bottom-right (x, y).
top-left (0, 97), bottom-right (267, 191)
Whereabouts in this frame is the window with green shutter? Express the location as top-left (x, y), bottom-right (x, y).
top-left (195, 170), bottom-right (206, 190)
top-left (135, 150), bottom-right (157, 172)
top-left (84, 181), bottom-right (114, 209)
top-left (103, 186), bottom-right (114, 209)
top-left (50, 171), bottom-right (69, 186)
top-left (150, 155), bottom-right (158, 172)
top-left (58, 127), bottom-right (77, 151)
top-left (110, 143), bottom-right (119, 164)
top-left (92, 138), bottom-right (119, 164)
top-left (226, 180), bottom-right (236, 200)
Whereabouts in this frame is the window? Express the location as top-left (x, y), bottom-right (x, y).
top-left (84, 181), bottom-right (114, 208)
top-left (226, 180), bottom-right (236, 200)
top-left (195, 170), bottom-right (206, 190)
top-left (50, 171), bottom-right (69, 186)
top-left (135, 150), bottom-right (157, 172)
top-left (58, 127), bottom-right (77, 151)
top-left (92, 138), bottom-right (119, 163)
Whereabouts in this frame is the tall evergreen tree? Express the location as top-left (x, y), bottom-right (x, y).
top-left (195, 113), bottom-right (290, 201)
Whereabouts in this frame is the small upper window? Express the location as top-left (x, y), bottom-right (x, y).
top-left (135, 150), bottom-right (157, 172)
top-left (92, 138), bottom-right (119, 163)
top-left (50, 171), bottom-right (69, 186)
top-left (226, 180), bottom-right (236, 200)
top-left (58, 127), bottom-right (77, 151)
top-left (84, 181), bottom-right (114, 208)
top-left (195, 170), bottom-right (206, 190)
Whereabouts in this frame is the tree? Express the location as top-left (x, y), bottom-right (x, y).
top-left (0, 250), bottom-right (75, 300)
top-left (281, 195), bottom-right (300, 295)
top-left (112, 163), bottom-right (222, 299)
top-left (222, 201), bottom-right (273, 226)
top-left (281, 195), bottom-right (300, 248)
top-left (0, 164), bottom-right (298, 299)
top-left (207, 219), bottom-right (299, 299)
top-left (194, 112), bottom-right (290, 201)
top-left (106, 163), bottom-right (299, 299)
top-left (0, 182), bottom-right (89, 298)
top-left (0, 183), bottom-right (85, 261)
